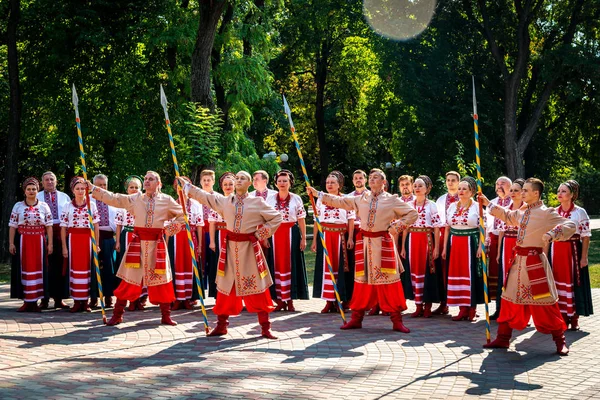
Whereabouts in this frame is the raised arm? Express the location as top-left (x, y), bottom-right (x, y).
top-left (91, 186), bottom-right (138, 211)
top-left (184, 183), bottom-right (226, 215)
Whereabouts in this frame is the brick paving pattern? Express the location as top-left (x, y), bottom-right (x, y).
top-left (0, 285), bottom-right (598, 399)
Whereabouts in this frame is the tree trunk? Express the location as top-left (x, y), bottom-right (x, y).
top-left (190, 0), bottom-right (228, 110)
top-left (315, 40), bottom-right (329, 186)
top-left (503, 80), bottom-right (524, 179)
top-left (0, 0), bottom-right (22, 262)
top-left (212, 3), bottom-right (234, 123)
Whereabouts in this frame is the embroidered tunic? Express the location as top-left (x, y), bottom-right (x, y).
top-left (9, 202), bottom-right (53, 228)
top-left (435, 193), bottom-right (459, 226)
top-left (37, 190), bottom-right (71, 225)
top-left (486, 196), bottom-right (512, 237)
top-left (60, 202), bottom-right (100, 228)
top-left (347, 190), bottom-right (368, 227)
top-left (185, 186), bottom-right (283, 296)
top-left (91, 190), bottom-right (184, 287)
top-left (319, 191), bottom-right (418, 285)
top-left (488, 201), bottom-right (576, 305)
top-left (250, 188), bottom-right (278, 201)
top-left (266, 193), bottom-right (307, 222)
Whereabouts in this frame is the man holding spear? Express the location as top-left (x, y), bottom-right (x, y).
top-left (87, 171), bottom-right (184, 326)
top-left (179, 172), bottom-right (283, 339)
top-left (478, 179), bottom-right (576, 355)
top-left (307, 168), bottom-right (418, 333)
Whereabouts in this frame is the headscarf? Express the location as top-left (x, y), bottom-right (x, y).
top-left (460, 176), bottom-right (477, 195)
top-left (22, 177), bottom-right (40, 192)
top-left (416, 175), bottom-right (433, 196)
top-left (274, 169), bottom-right (295, 187)
top-left (123, 175), bottom-right (143, 191)
top-left (219, 172), bottom-right (236, 187)
top-left (513, 178), bottom-right (525, 188)
top-left (563, 179), bottom-right (580, 202)
top-left (328, 170), bottom-right (345, 188)
top-left (70, 176), bottom-right (86, 193)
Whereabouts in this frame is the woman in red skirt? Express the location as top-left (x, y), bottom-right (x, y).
top-left (265, 170), bottom-right (309, 311)
top-left (9, 177), bottom-right (54, 312)
top-left (399, 175), bottom-right (443, 318)
top-left (312, 171), bottom-right (355, 313)
top-left (60, 177), bottom-right (100, 312)
top-left (492, 178), bottom-right (525, 320)
top-left (442, 177), bottom-right (484, 322)
top-left (207, 172), bottom-right (235, 298)
top-left (548, 180), bottom-right (593, 330)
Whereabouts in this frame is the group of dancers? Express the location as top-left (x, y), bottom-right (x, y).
top-left (8, 167), bottom-right (593, 354)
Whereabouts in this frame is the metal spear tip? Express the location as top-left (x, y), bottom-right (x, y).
top-left (282, 95), bottom-right (291, 115)
top-left (72, 84), bottom-right (79, 107)
top-left (472, 75), bottom-right (478, 115)
top-left (160, 85), bottom-right (168, 109)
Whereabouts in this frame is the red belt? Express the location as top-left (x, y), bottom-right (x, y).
top-left (321, 222), bottom-right (347, 232)
top-left (68, 228), bottom-right (91, 235)
top-left (18, 225), bottom-right (46, 235)
top-left (226, 231), bottom-right (257, 242)
top-left (133, 227), bottom-right (164, 240)
top-left (216, 222), bottom-right (227, 230)
top-left (360, 229), bottom-right (389, 238)
top-left (514, 246), bottom-right (542, 256)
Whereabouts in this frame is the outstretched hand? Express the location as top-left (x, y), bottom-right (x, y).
top-left (306, 186), bottom-right (318, 198)
top-left (477, 192), bottom-right (490, 207)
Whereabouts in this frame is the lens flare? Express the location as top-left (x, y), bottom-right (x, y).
top-left (363, 0), bottom-right (437, 41)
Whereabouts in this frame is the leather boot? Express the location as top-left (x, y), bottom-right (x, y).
top-left (258, 311), bottom-right (277, 339)
top-left (569, 314), bottom-right (580, 331)
top-left (423, 303), bottom-right (433, 318)
top-left (320, 301), bottom-right (334, 314)
top-left (452, 306), bottom-right (469, 321)
top-left (390, 312), bottom-right (410, 333)
top-left (160, 303), bottom-right (177, 326)
top-left (208, 315), bottom-right (229, 336)
top-left (341, 301), bottom-right (351, 311)
top-left (467, 307), bottom-right (477, 322)
top-left (139, 295), bottom-right (148, 307)
top-left (367, 304), bottom-right (380, 316)
top-left (184, 299), bottom-right (194, 310)
top-left (54, 298), bottom-right (69, 309)
top-left (83, 300), bottom-right (92, 312)
top-left (552, 331), bottom-right (569, 356)
top-left (171, 300), bottom-right (183, 311)
top-left (107, 299), bottom-right (127, 326)
top-left (340, 310), bottom-right (365, 330)
top-left (31, 302), bottom-right (42, 312)
top-left (17, 302), bottom-right (28, 312)
top-left (70, 300), bottom-right (83, 313)
top-left (273, 299), bottom-right (286, 312)
top-left (561, 313), bottom-right (570, 327)
top-left (128, 299), bottom-right (139, 312)
top-left (135, 298), bottom-right (145, 311)
top-left (483, 322), bottom-right (512, 349)
top-left (88, 298), bottom-right (98, 309)
top-left (39, 298), bottom-right (49, 310)
top-left (411, 304), bottom-right (424, 318)
top-left (432, 302), bottom-right (449, 315)
top-left (286, 300), bottom-right (295, 312)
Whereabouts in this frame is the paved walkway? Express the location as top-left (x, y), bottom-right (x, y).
top-left (0, 286), bottom-right (599, 399)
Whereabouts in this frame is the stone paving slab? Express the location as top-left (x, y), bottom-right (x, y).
top-left (0, 285), bottom-right (598, 399)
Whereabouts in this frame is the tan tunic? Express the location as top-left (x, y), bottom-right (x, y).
top-left (92, 189), bottom-right (183, 286)
top-left (488, 201), bottom-right (576, 305)
top-left (321, 191), bottom-right (418, 285)
top-left (186, 186), bottom-right (283, 296)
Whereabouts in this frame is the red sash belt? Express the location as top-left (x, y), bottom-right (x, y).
top-left (355, 229), bottom-right (396, 277)
top-left (217, 230), bottom-right (268, 279)
top-left (504, 230), bottom-right (518, 238)
top-left (124, 227), bottom-right (167, 275)
top-left (18, 225), bottom-right (46, 235)
top-left (512, 246), bottom-right (550, 300)
top-left (216, 222), bottom-right (227, 230)
top-left (68, 227), bottom-right (91, 235)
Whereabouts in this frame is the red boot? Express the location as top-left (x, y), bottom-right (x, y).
top-left (411, 304), bottom-right (424, 318)
top-left (160, 303), bottom-right (177, 326)
top-left (83, 300), bottom-right (92, 312)
top-left (340, 310), bottom-right (365, 330)
top-left (258, 311), bottom-right (277, 339)
top-left (286, 300), bottom-right (295, 312)
top-left (570, 314), bottom-right (580, 331)
top-left (273, 299), bottom-right (286, 312)
top-left (70, 300), bottom-right (83, 313)
top-left (432, 302), bottom-right (449, 315)
top-left (107, 299), bottom-right (127, 326)
top-left (139, 295), bottom-right (148, 307)
top-left (128, 299), bottom-right (139, 312)
top-left (184, 299), bottom-right (194, 310)
top-left (17, 302), bottom-right (29, 312)
top-left (368, 304), bottom-right (381, 316)
top-left (452, 306), bottom-right (469, 321)
top-left (483, 322), bottom-right (512, 349)
top-left (467, 307), bottom-right (477, 322)
top-left (423, 303), bottom-right (433, 318)
top-left (552, 331), bottom-right (569, 356)
top-left (31, 302), bottom-right (42, 312)
top-left (171, 300), bottom-right (183, 311)
top-left (321, 301), bottom-right (334, 314)
top-left (208, 315), bottom-right (229, 336)
top-left (391, 312), bottom-right (410, 333)
top-left (54, 298), bottom-right (69, 309)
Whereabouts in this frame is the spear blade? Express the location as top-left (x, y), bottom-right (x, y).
top-left (160, 85), bottom-right (169, 119)
top-left (282, 95), bottom-right (294, 130)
